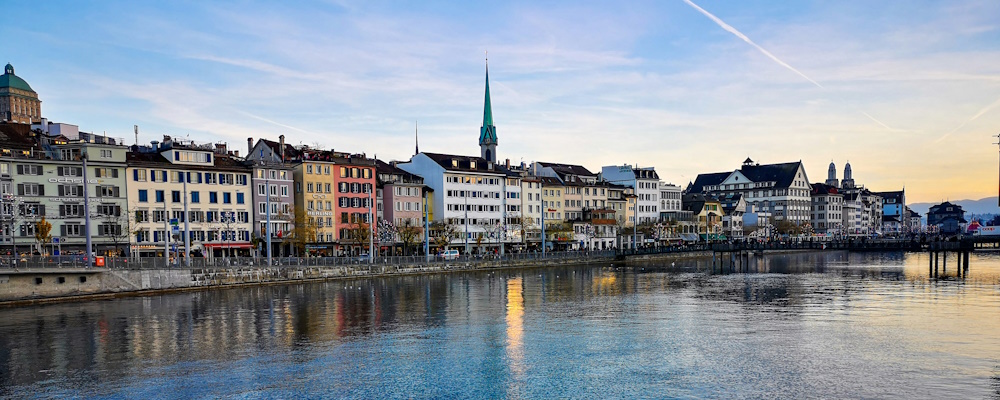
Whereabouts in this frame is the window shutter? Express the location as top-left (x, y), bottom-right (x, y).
top-left (112, 169), bottom-right (119, 178)
top-left (17, 184), bottom-right (23, 195)
top-left (61, 225), bottom-right (66, 236)
top-left (17, 165), bottom-right (23, 174)
top-left (39, 206), bottom-right (45, 216)
top-left (77, 185), bottom-right (82, 195)
top-left (59, 205), bottom-right (65, 216)
top-left (58, 186), bottom-right (65, 196)
top-left (114, 187), bottom-right (120, 197)
top-left (58, 167), bottom-right (64, 176)
top-left (38, 185), bottom-right (44, 196)
top-left (133, 169), bottom-right (138, 181)
top-left (95, 168), bottom-right (102, 178)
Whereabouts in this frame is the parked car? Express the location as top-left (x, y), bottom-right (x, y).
top-left (438, 249), bottom-right (460, 260)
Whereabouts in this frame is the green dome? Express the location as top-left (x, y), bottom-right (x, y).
top-left (0, 64), bottom-right (36, 93)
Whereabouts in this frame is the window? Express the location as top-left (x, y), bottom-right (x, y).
top-left (99, 186), bottom-right (119, 197)
top-left (210, 192), bottom-right (218, 203)
top-left (223, 192), bottom-right (232, 204)
top-left (135, 210), bottom-right (149, 223)
top-left (340, 167), bottom-right (347, 178)
top-left (16, 165), bottom-right (43, 175)
top-left (236, 193), bottom-right (245, 204)
top-left (172, 191), bottom-right (181, 203)
top-left (191, 191), bottom-right (200, 203)
top-left (307, 183), bottom-right (314, 193)
top-left (59, 204), bottom-right (84, 217)
top-left (138, 190), bottom-right (148, 202)
top-left (58, 185), bottom-right (83, 197)
top-left (133, 169), bottom-right (147, 181)
top-left (281, 186), bottom-right (288, 196)
top-left (270, 185), bottom-right (278, 196)
top-left (155, 190), bottom-right (165, 203)
top-left (307, 165), bottom-right (313, 174)
top-left (258, 184), bottom-right (266, 196)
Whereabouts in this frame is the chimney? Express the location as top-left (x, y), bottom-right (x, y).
top-left (215, 142), bottom-right (227, 154)
top-left (279, 135), bottom-right (285, 163)
top-left (505, 158), bottom-right (510, 168)
top-left (247, 137), bottom-right (253, 156)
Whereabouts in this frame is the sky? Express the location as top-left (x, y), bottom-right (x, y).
top-left (3, 0), bottom-right (1000, 204)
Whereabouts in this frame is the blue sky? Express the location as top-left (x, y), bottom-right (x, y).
top-left (4, 0), bottom-right (1000, 203)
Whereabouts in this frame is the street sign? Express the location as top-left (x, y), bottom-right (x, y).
top-left (52, 237), bottom-right (60, 243)
top-left (171, 225), bottom-right (180, 234)
top-left (170, 218), bottom-right (179, 226)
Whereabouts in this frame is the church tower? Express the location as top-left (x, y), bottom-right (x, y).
top-left (479, 58), bottom-right (497, 163)
top-left (842, 162), bottom-right (855, 189)
top-left (825, 161), bottom-right (839, 187)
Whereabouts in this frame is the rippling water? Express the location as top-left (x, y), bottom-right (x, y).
top-left (1, 251), bottom-right (999, 399)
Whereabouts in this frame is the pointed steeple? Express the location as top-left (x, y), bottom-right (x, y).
top-left (479, 55), bottom-right (497, 163)
top-left (414, 120), bottom-right (419, 155)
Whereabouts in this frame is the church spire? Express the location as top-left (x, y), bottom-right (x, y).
top-left (414, 120), bottom-right (419, 155)
top-left (479, 54), bottom-right (497, 163)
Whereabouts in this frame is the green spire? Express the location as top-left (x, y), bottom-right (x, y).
top-left (479, 61), bottom-right (497, 145)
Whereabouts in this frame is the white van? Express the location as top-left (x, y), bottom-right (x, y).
top-left (439, 249), bottom-right (459, 260)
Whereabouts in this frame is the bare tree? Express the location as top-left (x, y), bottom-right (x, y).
top-left (95, 202), bottom-right (132, 256)
top-left (396, 219), bottom-right (423, 256)
top-left (290, 208), bottom-right (318, 256)
top-left (430, 221), bottom-right (458, 252)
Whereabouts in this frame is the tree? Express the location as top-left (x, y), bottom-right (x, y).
top-left (396, 219), bottom-right (423, 256)
top-left (774, 219), bottom-right (802, 236)
top-left (430, 221), bottom-right (458, 251)
top-left (35, 217), bottom-right (52, 255)
top-left (290, 208), bottom-right (318, 256)
top-left (96, 202), bottom-right (132, 256)
top-left (345, 220), bottom-right (373, 254)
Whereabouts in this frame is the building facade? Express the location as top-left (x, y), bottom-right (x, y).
top-left (127, 137), bottom-right (253, 258)
top-left (0, 64), bottom-right (41, 124)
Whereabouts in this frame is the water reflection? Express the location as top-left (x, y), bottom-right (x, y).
top-left (0, 251), bottom-right (998, 398)
top-left (505, 277), bottom-right (524, 398)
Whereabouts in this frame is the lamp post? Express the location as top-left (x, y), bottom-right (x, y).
top-left (82, 151), bottom-right (94, 266)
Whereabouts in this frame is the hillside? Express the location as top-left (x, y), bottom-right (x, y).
top-left (909, 197), bottom-right (999, 217)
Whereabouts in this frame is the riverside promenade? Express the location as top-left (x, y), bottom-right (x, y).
top-left (1, 236), bottom-right (995, 305)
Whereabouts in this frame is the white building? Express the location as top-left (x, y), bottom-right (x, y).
top-left (397, 152), bottom-right (506, 254)
top-left (601, 164), bottom-right (660, 224)
top-left (689, 158), bottom-right (812, 226)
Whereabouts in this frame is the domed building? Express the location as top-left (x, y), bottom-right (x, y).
top-left (0, 63), bottom-right (41, 123)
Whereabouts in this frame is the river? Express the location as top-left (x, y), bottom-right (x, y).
top-left (1, 251), bottom-right (998, 399)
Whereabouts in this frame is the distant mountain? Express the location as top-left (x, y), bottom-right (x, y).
top-left (909, 197), bottom-right (1000, 218)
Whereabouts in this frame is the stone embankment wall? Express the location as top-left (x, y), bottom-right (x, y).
top-left (1, 257), bottom-right (617, 305)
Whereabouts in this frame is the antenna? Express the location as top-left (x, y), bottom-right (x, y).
top-left (415, 120), bottom-right (419, 155)
top-left (134, 125), bottom-right (139, 146)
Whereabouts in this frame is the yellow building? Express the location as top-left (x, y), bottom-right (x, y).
top-left (293, 160), bottom-right (338, 254)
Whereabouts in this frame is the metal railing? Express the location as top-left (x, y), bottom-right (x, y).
top-left (0, 250), bottom-right (619, 270)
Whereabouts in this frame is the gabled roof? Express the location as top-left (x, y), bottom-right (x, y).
top-left (259, 138), bottom-right (299, 160)
top-left (422, 152), bottom-right (503, 174)
top-left (688, 172), bottom-right (729, 194)
top-left (537, 161), bottom-right (596, 178)
top-left (682, 193), bottom-right (720, 214)
top-left (738, 162), bottom-right (802, 188)
top-left (375, 159), bottom-right (423, 184)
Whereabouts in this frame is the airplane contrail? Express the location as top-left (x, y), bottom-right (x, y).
top-left (936, 96), bottom-right (1000, 143)
top-left (681, 0), bottom-right (823, 89)
top-left (235, 110), bottom-right (317, 135)
top-left (682, 0), bottom-right (896, 131)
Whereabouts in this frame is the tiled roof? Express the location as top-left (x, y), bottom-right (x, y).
top-left (127, 150), bottom-right (251, 173)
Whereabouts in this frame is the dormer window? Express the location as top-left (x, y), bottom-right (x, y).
top-left (452, 159), bottom-right (458, 167)
top-left (470, 161), bottom-right (476, 169)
